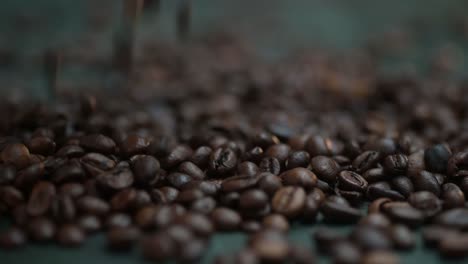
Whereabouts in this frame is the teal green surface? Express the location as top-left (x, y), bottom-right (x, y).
top-left (1, 1), bottom-right (468, 263)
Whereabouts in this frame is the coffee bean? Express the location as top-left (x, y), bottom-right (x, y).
top-left (178, 161), bottom-right (205, 180)
top-left (190, 146), bottom-right (212, 168)
top-left (27, 136), bottom-right (56, 156)
top-left (237, 161), bottom-right (259, 177)
top-left (211, 207), bottom-right (241, 231)
top-left (80, 134), bottom-right (116, 154)
top-left (272, 186), bottom-right (306, 218)
top-left (142, 232), bottom-right (176, 261)
top-left (265, 144), bottom-right (290, 163)
top-left (245, 146), bottom-right (264, 164)
top-left (311, 156), bottom-right (340, 183)
top-left (447, 151), bottom-right (468, 177)
top-left (15, 162), bottom-right (45, 190)
top-left (366, 182), bottom-right (405, 201)
top-left (0, 165), bottom-right (16, 185)
top-left (441, 183), bottom-right (465, 208)
top-left (191, 196), bottom-right (217, 214)
top-left (78, 215), bottom-right (102, 233)
top-left (302, 193), bottom-right (320, 222)
top-left (56, 224), bottom-right (85, 247)
top-left (358, 213), bottom-right (391, 230)
top-left (107, 227), bottom-right (140, 251)
top-left (106, 213), bottom-right (132, 229)
top-left (422, 225), bottom-right (458, 247)
top-left (351, 226), bottom-right (393, 251)
top-left (368, 198), bottom-right (392, 214)
top-left (280, 168), bottom-right (317, 189)
top-left (131, 155), bottom-right (160, 186)
top-left (179, 238), bottom-right (207, 263)
top-left (51, 194), bottom-right (76, 222)
top-left (27, 181), bottom-right (56, 216)
top-left (286, 151), bottom-right (310, 169)
top-left (80, 152), bottom-right (116, 177)
top-left (1, 143), bottom-right (30, 169)
top-left (154, 205), bottom-right (186, 228)
top-left (183, 180), bottom-right (221, 196)
top-left (352, 151), bottom-right (380, 173)
top-left (59, 183), bottom-right (85, 198)
top-left (219, 192), bottom-right (240, 208)
top-left (424, 144), bottom-right (451, 173)
top-left (209, 147), bottom-right (238, 175)
top-left (175, 212), bottom-right (214, 237)
top-left (433, 208), bottom-right (468, 229)
top-left (252, 132), bottom-right (280, 149)
top-left (119, 134), bottom-right (150, 157)
top-left (151, 186), bottom-right (179, 203)
top-left (27, 217), bottom-right (56, 241)
top-left (96, 167), bottom-right (134, 192)
top-left (242, 220), bottom-right (262, 233)
top-left (76, 196), bottom-right (110, 216)
top-left (306, 136), bottom-right (342, 156)
top-left (259, 157), bottom-right (281, 175)
top-left (382, 202), bottom-right (424, 228)
top-left (383, 154), bottom-right (408, 175)
top-left (56, 145), bottom-right (85, 158)
top-left (249, 230), bottom-right (289, 263)
top-left (361, 251), bottom-right (399, 264)
top-left (389, 224), bottom-right (415, 250)
top-left (313, 227), bottom-right (346, 254)
top-left (413, 170), bottom-right (441, 196)
top-left (320, 197), bottom-right (362, 223)
top-left (222, 175), bottom-right (259, 193)
top-left (362, 168), bottom-right (387, 183)
top-left (330, 240), bottom-right (361, 264)
top-left (0, 186), bottom-right (24, 208)
top-left (390, 176), bottom-right (413, 198)
top-left (408, 191), bottom-right (442, 217)
top-left (52, 160), bottom-right (85, 183)
top-left (239, 189), bottom-right (268, 211)
top-left (407, 150), bottom-right (425, 177)
top-left (257, 173), bottom-right (282, 195)
top-left (262, 214), bottom-right (289, 232)
top-left (438, 233), bottom-right (468, 258)
top-left (0, 227), bottom-right (27, 249)
top-left (337, 170), bottom-right (368, 192)
top-left (176, 188), bottom-right (205, 204)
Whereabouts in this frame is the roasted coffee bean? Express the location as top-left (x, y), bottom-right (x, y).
top-left (167, 172), bottom-right (192, 188)
top-left (142, 232), bottom-right (176, 261)
top-left (245, 146), bottom-right (264, 164)
top-left (252, 132), bottom-right (280, 149)
top-left (330, 240), bottom-right (361, 264)
top-left (27, 217), bottom-right (56, 241)
top-left (242, 220), bottom-right (262, 233)
top-left (211, 207), bottom-right (241, 231)
top-left (178, 161), bottom-right (205, 180)
top-left (313, 227), bottom-right (346, 254)
top-left (424, 144), bottom-right (451, 173)
top-left (358, 213), bottom-right (391, 230)
top-left (351, 226), bottom-right (393, 251)
top-left (447, 151), bottom-right (468, 177)
top-left (286, 151), bottom-right (310, 169)
top-left (175, 212), bottom-right (214, 237)
top-left (78, 215), bottom-right (102, 233)
top-left (422, 225), bottom-right (458, 247)
top-left (96, 167), bottom-right (134, 192)
top-left (15, 162), bottom-right (45, 190)
top-left (76, 196), bottom-right (110, 216)
top-left (316, 179), bottom-right (333, 193)
top-left (164, 145), bottom-right (193, 168)
top-left (249, 230), bottom-right (289, 263)
top-left (408, 191), bottom-right (442, 217)
top-left (364, 138), bottom-right (398, 156)
top-left (441, 183), bottom-right (465, 208)
top-left (407, 150), bottom-right (425, 177)
top-left (308, 187), bottom-right (326, 204)
top-left (310, 156), bottom-right (340, 183)
top-left (337, 170), bottom-right (368, 192)
top-left (390, 176), bottom-right (413, 198)
top-left (56, 145), bottom-right (85, 158)
top-left (209, 147), bottom-right (238, 175)
top-left (178, 238), bottom-right (207, 263)
top-left (27, 181), bottom-right (56, 216)
top-left (59, 183), bottom-right (85, 198)
top-left (237, 161), bottom-right (259, 177)
top-left (151, 186), bottom-right (179, 203)
top-left (389, 224), bottom-right (415, 250)
top-left (306, 136), bottom-right (342, 156)
top-left (107, 227), bottom-right (140, 251)
top-left (362, 168), bottom-right (387, 183)
top-left (366, 182), bottom-right (405, 201)
top-left (154, 205), bottom-right (186, 228)
top-left (27, 136), bottom-right (56, 156)
top-left (383, 154), bottom-right (408, 175)
top-left (119, 134), bottom-right (150, 157)
top-left (0, 227), bottom-right (27, 249)
top-left (320, 197), bottom-right (362, 223)
top-left (131, 155), bottom-right (160, 186)
top-left (413, 170), bottom-right (441, 196)
top-left (219, 192), bottom-right (240, 208)
top-left (259, 157), bottom-right (281, 175)
top-left (183, 180), bottom-right (221, 196)
top-left (105, 213), bottom-right (132, 229)
top-left (80, 152), bottom-right (116, 177)
top-left (80, 134), bottom-right (116, 154)
top-left (190, 146), bottom-right (212, 168)
top-left (56, 224), bottom-right (85, 247)
top-left (0, 165), bottom-right (16, 185)
top-left (11, 204), bottom-right (28, 226)
top-left (1, 143), bottom-right (30, 169)
top-left (361, 251), bottom-right (399, 264)
top-left (382, 202), bottom-right (425, 227)
top-left (51, 194), bottom-right (76, 222)
top-left (257, 173), bottom-right (282, 195)
top-left (333, 155), bottom-right (351, 166)
top-left (134, 206), bottom-right (157, 230)
top-left (0, 186), bottom-right (24, 208)
top-left (265, 144), bottom-right (291, 163)
top-left (438, 234), bottom-right (468, 258)
top-left (433, 208), bottom-right (468, 229)
top-left (52, 160), bottom-right (85, 183)
top-left (239, 189), bottom-right (269, 211)
top-left (281, 168), bottom-right (317, 189)
top-left (262, 214), bottom-right (289, 232)
top-left (272, 186), bottom-right (306, 218)
top-left (222, 175), bottom-right (259, 193)
top-left (352, 151), bottom-right (380, 173)
top-left (302, 193), bottom-right (320, 222)
top-left (176, 188), bottom-right (205, 204)
top-left (368, 198), bottom-right (392, 214)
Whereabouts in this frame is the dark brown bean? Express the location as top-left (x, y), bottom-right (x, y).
top-left (313, 227), bottom-right (346, 254)
top-left (441, 183), bottom-right (465, 208)
top-left (412, 170), bottom-right (441, 196)
top-left (56, 224), bottom-right (85, 247)
top-left (280, 168), bottom-right (317, 189)
top-left (408, 191), bottom-right (442, 218)
top-left (351, 226), bottom-right (393, 251)
top-left (237, 161), bottom-right (259, 177)
top-left (222, 175), bottom-right (259, 193)
top-left (131, 155), bottom-right (160, 186)
top-left (27, 217), bottom-right (56, 241)
top-left (142, 232), bottom-right (176, 261)
top-left (51, 194), bottom-right (76, 222)
top-left (433, 208), bottom-right (468, 230)
top-left (209, 147), bottom-right (238, 175)
top-left (119, 134), bottom-right (150, 157)
top-left (259, 157), bottom-right (281, 175)
top-left (447, 151), bottom-right (468, 178)
top-left (59, 183), bottom-right (85, 198)
top-left (362, 168), bottom-right (387, 183)
top-left (272, 186), bottom-right (306, 218)
top-left (306, 136), bottom-right (342, 156)
top-left (78, 215), bottom-right (102, 233)
top-left (0, 186), bottom-right (24, 208)
top-left (311, 156), bottom-right (340, 183)
top-left (320, 197), bottom-right (362, 224)
top-left (0, 165), bottom-right (16, 185)
top-left (383, 154), bottom-right (408, 175)
top-left (165, 145), bottom-right (193, 168)
top-left (330, 240), bottom-right (361, 264)
top-left (239, 189), bottom-right (269, 211)
top-left (438, 234), bottom-right (468, 258)
top-left (107, 227), bottom-right (140, 251)
top-left (191, 146), bottom-right (212, 168)
top-left (151, 186), bottom-right (179, 203)
top-left (337, 170), bottom-right (368, 192)
top-left (390, 176), bottom-right (413, 198)
top-left (105, 213), bottom-right (132, 229)
top-left (286, 151), bottom-right (310, 169)
top-left (211, 207), bottom-right (242, 231)
top-left (178, 161), bottom-right (205, 180)
top-left (249, 230), bottom-right (289, 263)
top-left (262, 214), bottom-right (289, 232)
top-left (389, 224), bottom-right (415, 250)
top-left (352, 151), bottom-right (380, 173)
top-left (366, 182), bottom-right (405, 201)
top-left (76, 196), bottom-right (110, 216)
top-left (1, 143), bottom-right (30, 169)
top-left (27, 181), bottom-right (56, 216)
top-left (175, 212), bottom-right (214, 237)
top-left (358, 213), bottom-right (391, 230)
top-left (80, 134), bottom-right (116, 154)
top-left (382, 202), bottom-right (425, 228)
top-left (424, 144), bottom-right (451, 173)
top-left (96, 167), bottom-right (134, 192)
top-left (257, 173), bottom-right (282, 195)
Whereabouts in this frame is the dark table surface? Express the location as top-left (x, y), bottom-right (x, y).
top-left (1, 1), bottom-right (468, 263)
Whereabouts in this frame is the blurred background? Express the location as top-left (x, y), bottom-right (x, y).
top-left (0, 0), bottom-right (467, 96)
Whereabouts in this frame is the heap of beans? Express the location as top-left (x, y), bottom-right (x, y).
top-left (1, 35), bottom-right (468, 263)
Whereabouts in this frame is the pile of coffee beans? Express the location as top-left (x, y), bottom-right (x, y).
top-left (1, 32), bottom-right (468, 263)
